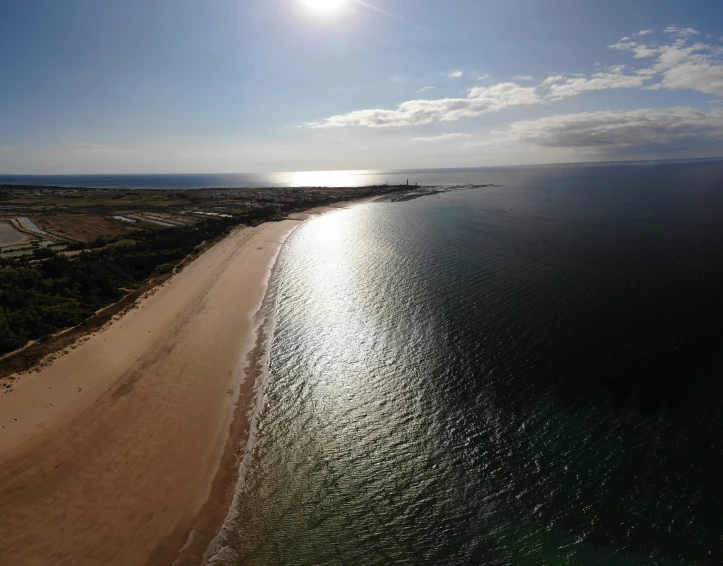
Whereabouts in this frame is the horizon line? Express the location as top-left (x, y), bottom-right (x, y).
top-left (1, 155), bottom-right (722, 178)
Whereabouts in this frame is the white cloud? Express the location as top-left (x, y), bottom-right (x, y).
top-left (590, 30), bottom-right (723, 100)
top-left (502, 107), bottom-right (723, 151)
top-left (467, 83), bottom-right (540, 104)
top-left (477, 73), bottom-right (491, 81)
top-left (658, 60), bottom-right (723, 95)
top-left (417, 86), bottom-right (436, 93)
top-left (608, 39), bottom-right (659, 58)
top-left (664, 26), bottom-right (700, 38)
top-left (610, 34), bottom-right (723, 96)
top-left (541, 74), bottom-right (565, 85)
top-left (306, 82), bottom-right (540, 128)
top-left (463, 140), bottom-right (497, 149)
top-left (305, 27), bottom-right (723, 130)
top-left (448, 70), bottom-right (463, 78)
top-left (514, 75), bottom-right (534, 81)
top-left (634, 29), bottom-right (653, 37)
top-left (412, 133), bottom-right (472, 142)
top-left (542, 70), bottom-right (651, 100)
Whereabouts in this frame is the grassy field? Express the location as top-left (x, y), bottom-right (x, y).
top-left (3, 191), bottom-right (191, 209)
top-left (34, 214), bottom-right (136, 242)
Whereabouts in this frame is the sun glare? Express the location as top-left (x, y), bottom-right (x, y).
top-left (300, 0), bottom-right (347, 15)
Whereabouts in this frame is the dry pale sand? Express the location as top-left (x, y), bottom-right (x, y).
top-left (0, 219), bottom-right (301, 566)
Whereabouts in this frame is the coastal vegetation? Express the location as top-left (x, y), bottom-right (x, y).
top-left (0, 217), bottom-right (234, 354)
top-left (0, 184), bottom-right (409, 358)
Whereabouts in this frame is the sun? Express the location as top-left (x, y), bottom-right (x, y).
top-left (300, 0), bottom-right (347, 15)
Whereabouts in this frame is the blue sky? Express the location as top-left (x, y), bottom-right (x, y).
top-left (1, 0), bottom-right (722, 173)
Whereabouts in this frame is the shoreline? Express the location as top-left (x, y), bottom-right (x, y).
top-left (171, 195), bottom-right (384, 565)
top-left (0, 197), bottom-right (378, 565)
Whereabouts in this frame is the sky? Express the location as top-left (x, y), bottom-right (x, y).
top-left (1, 0), bottom-right (722, 174)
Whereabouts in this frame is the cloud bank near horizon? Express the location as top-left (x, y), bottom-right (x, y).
top-left (301, 27), bottom-right (723, 159)
top-left (500, 107), bottom-right (723, 153)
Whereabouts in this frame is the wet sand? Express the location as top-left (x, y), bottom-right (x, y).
top-left (0, 198), bottom-right (377, 566)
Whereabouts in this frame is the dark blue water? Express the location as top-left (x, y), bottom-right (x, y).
top-left (207, 160), bottom-right (723, 565)
top-left (1, 159), bottom-right (720, 189)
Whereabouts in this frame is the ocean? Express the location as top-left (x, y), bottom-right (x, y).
top-left (202, 159), bottom-right (723, 565)
top-left (1, 159), bottom-right (721, 189)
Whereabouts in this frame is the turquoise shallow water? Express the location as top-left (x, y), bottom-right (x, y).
top-left (209, 160), bottom-right (723, 565)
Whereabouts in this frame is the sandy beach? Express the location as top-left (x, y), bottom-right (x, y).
top-left (0, 201), bottom-right (366, 565)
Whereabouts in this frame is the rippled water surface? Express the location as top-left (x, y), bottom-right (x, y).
top-left (211, 160), bottom-right (723, 565)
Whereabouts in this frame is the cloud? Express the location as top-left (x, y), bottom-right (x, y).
top-left (477, 73), bottom-right (491, 81)
top-left (463, 140), bottom-right (500, 149)
top-left (652, 43), bottom-right (723, 96)
top-left (0, 146), bottom-right (14, 152)
top-left (543, 31), bottom-right (723, 101)
top-left (306, 82), bottom-right (540, 128)
top-left (514, 75), bottom-right (534, 81)
top-left (658, 60), bottom-right (723, 95)
top-left (447, 70), bottom-right (463, 78)
top-left (610, 33), bottom-right (723, 96)
top-left (664, 26), bottom-right (700, 38)
top-left (412, 133), bottom-right (471, 142)
top-left (502, 107), bottom-right (723, 153)
top-left (541, 74), bottom-right (565, 86)
top-left (417, 86), bottom-right (436, 93)
top-left (634, 29), bottom-right (653, 37)
top-left (608, 39), bottom-right (659, 58)
top-left (305, 27), bottom-right (723, 130)
top-left (542, 70), bottom-right (651, 100)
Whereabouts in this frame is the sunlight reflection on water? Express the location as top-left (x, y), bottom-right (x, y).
top-left (210, 160), bottom-right (723, 566)
top-left (273, 170), bottom-right (383, 187)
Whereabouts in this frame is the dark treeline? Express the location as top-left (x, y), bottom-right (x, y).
top-left (0, 216), bottom-right (239, 354)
